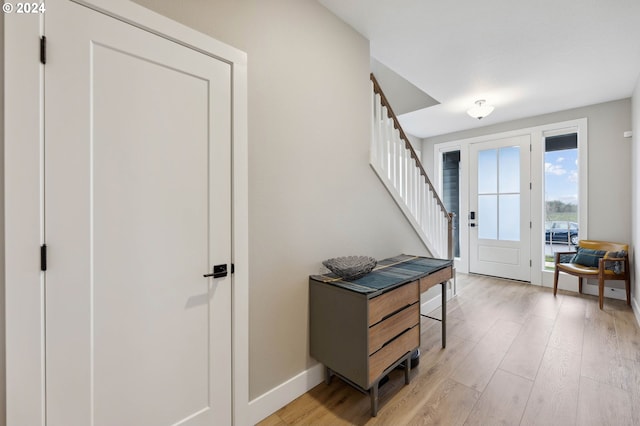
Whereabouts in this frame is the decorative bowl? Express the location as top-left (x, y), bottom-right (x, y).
top-left (322, 256), bottom-right (377, 280)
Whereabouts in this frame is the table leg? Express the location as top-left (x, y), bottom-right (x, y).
top-left (325, 366), bottom-right (332, 385)
top-left (404, 353), bottom-right (411, 384)
top-left (453, 268), bottom-right (457, 295)
top-left (441, 281), bottom-right (446, 348)
top-left (370, 382), bottom-right (379, 417)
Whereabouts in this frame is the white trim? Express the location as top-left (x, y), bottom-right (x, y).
top-left (72, 0), bottom-right (246, 65)
top-left (5, 1), bottom-right (249, 424)
top-left (231, 53), bottom-right (250, 426)
top-left (580, 283), bottom-right (628, 301)
top-left (545, 277), bottom-right (629, 301)
top-left (541, 123), bottom-right (589, 245)
top-left (540, 270), bottom-right (629, 304)
top-left (5, 11), bottom-right (46, 426)
top-left (248, 364), bottom-right (325, 425)
top-left (633, 296), bottom-right (640, 328)
top-left (420, 284), bottom-right (456, 315)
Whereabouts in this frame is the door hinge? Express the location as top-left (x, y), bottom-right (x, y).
top-left (530, 182), bottom-right (532, 190)
top-left (530, 221), bottom-right (532, 229)
top-left (40, 36), bottom-right (46, 64)
top-left (529, 144), bottom-right (532, 152)
top-left (529, 259), bottom-right (532, 267)
top-left (40, 244), bottom-right (47, 271)
top-left (231, 263), bottom-right (235, 274)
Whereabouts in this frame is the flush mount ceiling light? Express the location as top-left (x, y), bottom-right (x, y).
top-left (467, 99), bottom-right (494, 120)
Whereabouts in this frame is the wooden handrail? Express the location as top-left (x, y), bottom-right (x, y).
top-left (370, 73), bottom-right (451, 221)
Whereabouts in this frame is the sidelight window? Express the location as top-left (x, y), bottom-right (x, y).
top-left (544, 133), bottom-right (578, 269)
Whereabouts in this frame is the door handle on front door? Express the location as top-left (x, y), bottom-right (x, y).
top-left (203, 264), bottom-right (228, 278)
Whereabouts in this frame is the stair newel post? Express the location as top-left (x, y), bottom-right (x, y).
top-left (447, 212), bottom-right (455, 260)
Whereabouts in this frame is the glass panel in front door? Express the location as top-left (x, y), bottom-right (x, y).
top-left (477, 146), bottom-right (521, 241)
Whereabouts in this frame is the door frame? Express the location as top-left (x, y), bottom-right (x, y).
top-left (4, 1), bottom-right (249, 425)
top-left (432, 118), bottom-right (588, 286)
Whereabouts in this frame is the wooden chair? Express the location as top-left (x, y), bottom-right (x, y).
top-left (553, 240), bottom-right (630, 309)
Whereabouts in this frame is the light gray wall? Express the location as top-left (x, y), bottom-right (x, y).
top-left (370, 59), bottom-right (438, 116)
top-left (132, 0), bottom-right (428, 400)
top-left (406, 133), bottom-right (422, 158)
top-left (424, 98), bottom-right (633, 244)
top-left (632, 78), bottom-right (640, 311)
top-left (421, 135), bottom-right (434, 178)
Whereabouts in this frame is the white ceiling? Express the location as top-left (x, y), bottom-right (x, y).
top-left (318, 0), bottom-right (640, 138)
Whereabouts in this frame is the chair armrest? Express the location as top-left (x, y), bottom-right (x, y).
top-left (598, 257), bottom-right (627, 274)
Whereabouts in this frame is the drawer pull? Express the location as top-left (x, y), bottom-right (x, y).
top-left (373, 327), bottom-right (413, 354)
top-left (368, 281), bottom-right (419, 325)
top-left (369, 326), bottom-right (420, 385)
top-left (378, 303), bottom-right (413, 324)
top-left (368, 303), bottom-right (419, 355)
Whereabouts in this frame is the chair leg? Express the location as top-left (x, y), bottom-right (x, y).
top-left (598, 276), bottom-right (604, 310)
top-left (553, 267), bottom-right (559, 296)
top-left (625, 277), bottom-right (631, 306)
top-left (578, 277), bottom-right (583, 294)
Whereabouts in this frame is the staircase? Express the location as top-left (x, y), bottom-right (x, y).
top-left (370, 74), bottom-right (453, 259)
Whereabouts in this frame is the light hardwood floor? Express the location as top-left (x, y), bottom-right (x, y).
top-left (258, 273), bottom-right (640, 425)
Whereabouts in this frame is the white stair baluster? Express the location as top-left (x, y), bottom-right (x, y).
top-left (369, 74), bottom-right (451, 259)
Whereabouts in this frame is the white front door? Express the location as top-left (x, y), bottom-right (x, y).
top-left (469, 135), bottom-right (531, 281)
top-left (44, 2), bottom-right (232, 425)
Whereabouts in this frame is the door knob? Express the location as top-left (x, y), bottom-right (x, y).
top-left (204, 264), bottom-right (227, 278)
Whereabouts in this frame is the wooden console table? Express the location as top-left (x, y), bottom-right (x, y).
top-left (309, 254), bottom-right (454, 416)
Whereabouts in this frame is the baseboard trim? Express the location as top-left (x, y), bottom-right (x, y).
top-left (580, 282), bottom-right (628, 301)
top-left (248, 362), bottom-right (324, 425)
top-left (420, 284), bottom-right (454, 315)
top-left (632, 296), bottom-right (640, 328)
top-left (541, 276), bottom-right (628, 302)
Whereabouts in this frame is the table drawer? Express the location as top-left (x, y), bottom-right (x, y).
top-left (368, 281), bottom-right (419, 326)
top-left (368, 303), bottom-right (419, 355)
top-left (419, 267), bottom-right (453, 293)
top-left (368, 326), bottom-right (419, 385)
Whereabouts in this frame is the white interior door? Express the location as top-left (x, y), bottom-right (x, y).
top-left (44, 2), bottom-right (232, 425)
top-left (469, 135), bottom-right (531, 281)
